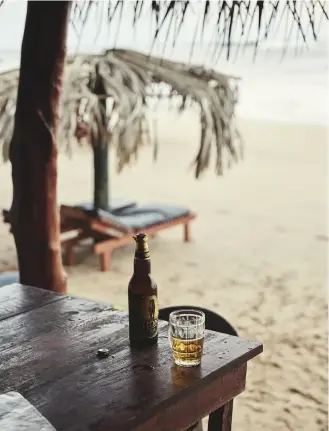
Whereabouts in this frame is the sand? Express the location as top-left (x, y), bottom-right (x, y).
top-left (0, 111), bottom-right (327, 430)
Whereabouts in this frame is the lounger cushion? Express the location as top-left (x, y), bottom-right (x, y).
top-left (102, 204), bottom-right (191, 229)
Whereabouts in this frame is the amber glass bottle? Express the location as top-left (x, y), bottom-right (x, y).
top-left (128, 233), bottom-right (158, 348)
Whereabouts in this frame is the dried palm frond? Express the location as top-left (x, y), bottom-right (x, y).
top-left (70, 1), bottom-right (328, 60)
top-left (0, 50), bottom-right (241, 178)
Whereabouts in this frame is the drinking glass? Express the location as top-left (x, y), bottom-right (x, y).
top-left (169, 309), bottom-right (205, 367)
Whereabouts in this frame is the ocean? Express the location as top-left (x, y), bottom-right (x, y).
top-left (0, 1), bottom-right (328, 126)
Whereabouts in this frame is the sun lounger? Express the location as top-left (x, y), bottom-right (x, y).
top-left (2, 201), bottom-right (196, 272)
top-left (60, 203), bottom-right (196, 271)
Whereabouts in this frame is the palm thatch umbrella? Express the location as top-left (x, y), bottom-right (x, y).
top-left (0, 49), bottom-right (241, 209)
top-left (0, 0), bottom-right (327, 293)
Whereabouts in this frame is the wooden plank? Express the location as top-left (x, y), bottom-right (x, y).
top-left (25, 331), bottom-right (256, 431)
top-left (135, 364), bottom-right (247, 431)
top-left (0, 295), bottom-right (116, 350)
top-left (0, 283), bottom-right (64, 321)
top-left (0, 299), bottom-right (262, 431)
top-left (0, 299), bottom-right (125, 394)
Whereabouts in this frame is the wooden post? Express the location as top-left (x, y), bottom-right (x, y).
top-left (9, 1), bottom-right (71, 294)
top-left (100, 251), bottom-right (111, 272)
top-left (92, 139), bottom-right (109, 211)
top-left (184, 222), bottom-right (190, 242)
top-left (208, 400), bottom-right (234, 431)
top-left (64, 244), bottom-right (74, 267)
top-left (92, 69), bottom-right (110, 211)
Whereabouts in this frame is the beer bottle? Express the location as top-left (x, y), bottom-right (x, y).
top-left (128, 233), bottom-right (158, 348)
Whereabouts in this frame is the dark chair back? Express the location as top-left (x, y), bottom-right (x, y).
top-left (159, 305), bottom-right (238, 431)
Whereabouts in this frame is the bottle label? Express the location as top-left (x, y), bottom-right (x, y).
top-left (129, 295), bottom-right (158, 340)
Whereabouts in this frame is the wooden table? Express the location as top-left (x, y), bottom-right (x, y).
top-left (0, 284), bottom-right (263, 431)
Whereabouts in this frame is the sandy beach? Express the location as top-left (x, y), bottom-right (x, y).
top-left (0, 112), bottom-right (327, 430)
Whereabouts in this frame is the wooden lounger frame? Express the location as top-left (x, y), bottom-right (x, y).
top-left (2, 207), bottom-right (196, 272)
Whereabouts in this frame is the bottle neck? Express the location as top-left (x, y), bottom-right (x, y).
top-left (133, 257), bottom-right (151, 276)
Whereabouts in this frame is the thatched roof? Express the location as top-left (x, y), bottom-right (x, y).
top-left (0, 49), bottom-right (241, 178)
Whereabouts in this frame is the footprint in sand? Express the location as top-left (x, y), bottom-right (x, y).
top-left (315, 234), bottom-right (328, 242)
top-left (185, 262), bottom-right (197, 267)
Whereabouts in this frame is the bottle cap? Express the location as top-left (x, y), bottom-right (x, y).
top-left (97, 348), bottom-right (110, 358)
top-left (133, 233), bottom-right (150, 259)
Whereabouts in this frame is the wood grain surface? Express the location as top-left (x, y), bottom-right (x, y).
top-left (0, 284), bottom-right (263, 431)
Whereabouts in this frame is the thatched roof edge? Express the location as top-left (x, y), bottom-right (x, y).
top-left (0, 49), bottom-right (242, 178)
